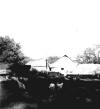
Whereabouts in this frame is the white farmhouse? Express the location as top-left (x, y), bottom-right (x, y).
top-left (50, 55), bottom-right (77, 76)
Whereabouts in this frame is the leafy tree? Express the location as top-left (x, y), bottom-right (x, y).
top-left (0, 36), bottom-right (29, 64)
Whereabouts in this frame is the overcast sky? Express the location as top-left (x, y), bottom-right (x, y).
top-left (0, 0), bottom-right (100, 59)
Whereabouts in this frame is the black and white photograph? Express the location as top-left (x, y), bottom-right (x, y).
top-left (0, 0), bottom-right (100, 109)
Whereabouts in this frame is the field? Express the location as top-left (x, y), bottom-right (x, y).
top-left (1, 71), bottom-right (100, 109)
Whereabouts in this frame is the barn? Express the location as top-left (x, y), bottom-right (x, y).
top-left (26, 58), bottom-right (50, 72)
top-left (72, 64), bottom-right (100, 75)
top-left (49, 55), bottom-right (77, 76)
top-left (0, 63), bottom-right (11, 80)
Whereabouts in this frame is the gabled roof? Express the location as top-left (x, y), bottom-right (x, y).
top-left (50, 55), bottom-right (77, 68)
top-left (26, 58), bottom-right (47, 67)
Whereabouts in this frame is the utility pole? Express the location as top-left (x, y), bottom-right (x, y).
top-left (46, 58), bottom-right (48, 74)
top-left (98, 51), bottom-right (100, 64)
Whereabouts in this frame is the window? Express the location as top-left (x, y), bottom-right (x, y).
top-left (61, 68), bottom-right (64, 70)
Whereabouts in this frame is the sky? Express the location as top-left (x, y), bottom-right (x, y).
top-left (0, 0), bottom-right (100, 59)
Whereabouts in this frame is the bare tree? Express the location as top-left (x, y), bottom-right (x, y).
top-left (76, 47), bottom-right (98, 64)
